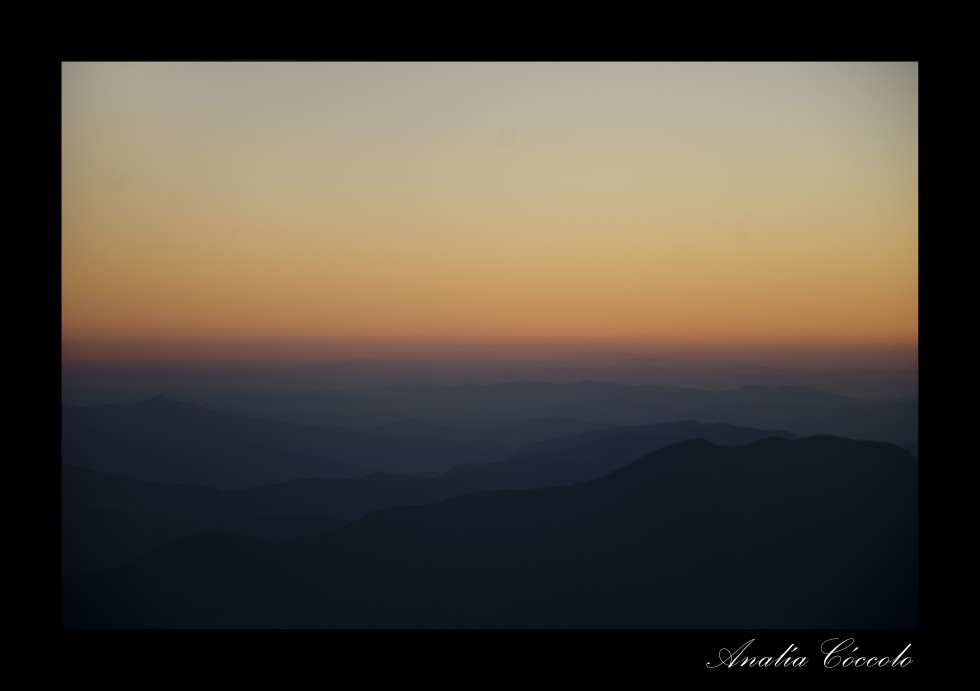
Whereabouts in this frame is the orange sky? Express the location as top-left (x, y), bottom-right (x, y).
top-left (62, 62), bottom-right (917, 369)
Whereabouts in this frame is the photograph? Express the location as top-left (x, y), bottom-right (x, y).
top-left (61, 61), bottom-right (918, 633)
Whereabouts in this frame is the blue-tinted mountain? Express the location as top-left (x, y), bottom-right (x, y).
top-left (61, 397), bottom-right (607, 488)
top-left (63, 436), bottom-right (917, 628)
top-left (159, 381), bottom-right (917, 443)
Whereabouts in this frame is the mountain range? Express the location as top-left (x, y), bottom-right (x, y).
top-left (63, 435), bottom-right (918, 629)
top-left (62, 419), bottom-right (798, 576)
top-left (62, 396), bottom-right (607, 488)
top-left (156, 380), bottom-right (917, 443)
top-left (117, 380), bottom-right (918, 444)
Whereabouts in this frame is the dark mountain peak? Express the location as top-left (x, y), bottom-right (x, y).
top-left (609, 434), bottom-right (914, 490)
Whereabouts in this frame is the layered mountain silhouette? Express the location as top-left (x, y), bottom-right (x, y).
top-left (153, 380), bottom-right (917, 444)
top-left (63, 420), bottom-right (798, 575)
top-left (446, 419), bottom-right (800, 489)
top-left (63, 436), bottom-right (917, 629)
top-left (62, 465), bottom-right (347, 577)
top-left (62, 397), bottom-right (607, 488)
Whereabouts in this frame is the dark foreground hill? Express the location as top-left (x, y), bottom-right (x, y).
top-left (61, 466), bottom-right (347, 577)
top-left (63, 436), bottom-right (917, 629)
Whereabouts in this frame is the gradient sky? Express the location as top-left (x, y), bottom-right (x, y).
top-left (62, 62), bottom-right (917, 381)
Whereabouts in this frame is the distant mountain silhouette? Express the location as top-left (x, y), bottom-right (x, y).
top-left (157, 381), bottom-right (917, 443)
top-left (62, 398), bottom-right (607, 488)
top-left (62, 420), bottom-right (798, 575)
top-left (63, 436), bottom-right (917, 628)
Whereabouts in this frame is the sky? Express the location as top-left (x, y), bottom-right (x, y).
top-left (62, 62), bottom-right (917, 397)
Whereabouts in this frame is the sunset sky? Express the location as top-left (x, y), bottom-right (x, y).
top-left (62, 62), bottom-right (917, 391)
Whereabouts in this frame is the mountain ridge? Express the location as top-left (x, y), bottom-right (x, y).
top-left (63, 434), bottom-right (917, 629)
